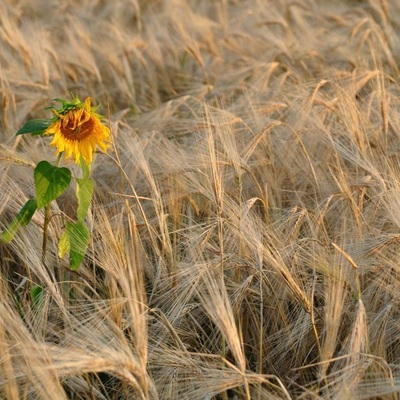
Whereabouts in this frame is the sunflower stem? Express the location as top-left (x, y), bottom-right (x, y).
top-left (41, 154), bottom-right (62, 264)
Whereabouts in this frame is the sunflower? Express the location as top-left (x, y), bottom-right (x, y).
top-left (44, 97), bottom-right (111, 165)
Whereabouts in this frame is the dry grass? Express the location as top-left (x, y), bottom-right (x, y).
top-left (2, 0), bottom-right (400, 398)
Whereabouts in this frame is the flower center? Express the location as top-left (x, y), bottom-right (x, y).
top-left (60, 112), bottom-right (95, 141)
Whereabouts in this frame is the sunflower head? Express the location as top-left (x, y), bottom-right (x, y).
top-left (44, 96), bottom-right (111, 165)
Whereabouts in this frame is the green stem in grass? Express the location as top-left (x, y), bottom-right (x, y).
top-left (41, 202), bottom-right (51, 263)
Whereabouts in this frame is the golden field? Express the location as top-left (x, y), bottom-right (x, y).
top-left (1, 0), bottom-right (400, 398)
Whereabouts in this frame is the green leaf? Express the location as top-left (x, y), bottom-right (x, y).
top-left (76, 177), bottom-right (94, 223)
top-left (58, 228), bottom-right (70, 259)
top-left (58, 221), bottom-right (90, 270)
top-left (34, 161), bottom-right (71, 209)
top-left (1, 199), bottom-right (37, 243)
top-left (16, 119), bottom-right (51, 136)
top-left (30, 285), bottom-right (43, 306)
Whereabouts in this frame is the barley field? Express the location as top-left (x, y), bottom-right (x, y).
top-left (1, 0), bottom-right (400, 399)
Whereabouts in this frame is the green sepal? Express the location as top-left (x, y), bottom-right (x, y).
top-left (1, 198), bottom-right (37, 243)
top-left (34, 161), bottom-right (71, 209)
top-left (16, 119), bottom-right (51, 136)
top-left (58, 221), bottom-right (90, 270)
top-left (47, 96), bottom-right (84, 115)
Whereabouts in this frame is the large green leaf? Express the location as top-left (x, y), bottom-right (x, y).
top-left (76, 177), bottom-right (94, 223)
top-left (16, 119), bottom-right (51, 136)
top-left (1, 198), bottom-right (37, 243)
top-left (58, 221), bottom-right (90, 270)
top-left (34, 161), bottom-right (71, 209)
